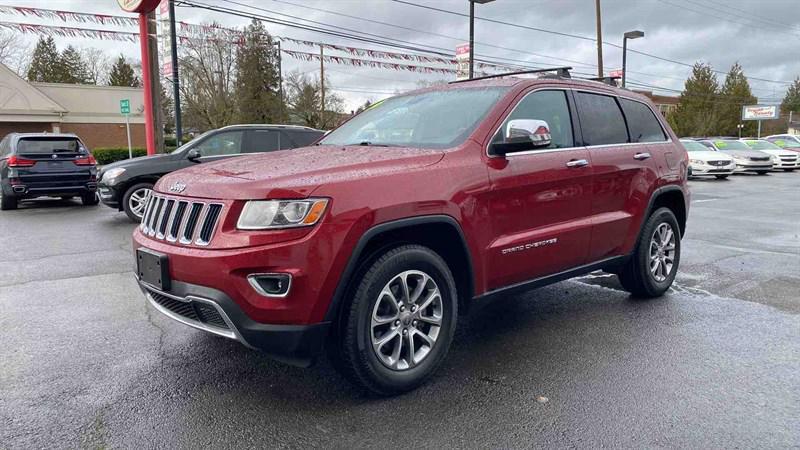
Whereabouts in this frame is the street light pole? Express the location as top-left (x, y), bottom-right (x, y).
top-left (468, 0), bottom-right (495, 79)
top-left (622, 30), bottom-right (644, 88)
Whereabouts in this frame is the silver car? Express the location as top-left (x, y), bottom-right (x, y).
top-left (699, 139), bottom-right (773, 175)
top-left (681, 139), bottom-right (735, 179)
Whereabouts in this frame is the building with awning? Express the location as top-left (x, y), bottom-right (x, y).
top-left (0, 62), bottom-right (146, 149)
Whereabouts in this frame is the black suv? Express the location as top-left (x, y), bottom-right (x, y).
top-left (98, 124), bottom-right (324, 222)
top-left (0, 133), bottom-right (99, 210)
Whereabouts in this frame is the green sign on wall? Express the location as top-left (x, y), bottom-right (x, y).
top-left (120, 99), bottom-right (130, 115)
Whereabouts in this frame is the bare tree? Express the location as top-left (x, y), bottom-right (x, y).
top-left (178, 23), bottom-right (238, 131)
top-left (285, 70), bottom-right (345, 129)
top-left (80, 47), bottom-right (110, 85)
top-left (0, 30), bottom-right (30, 76)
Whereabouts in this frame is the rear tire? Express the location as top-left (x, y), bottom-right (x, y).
top-left (0, 189), bottom-right (17, 211)
top-left (81, 192), bottom-right (99, 206)
top-left (618, 207), bottom-right (681, 298)
top-left (336, 245), bottom-right (458, 396)
top-left (123, 183), bottom-right (154, 222)
top-left (715, 175), bottom-right (729, 179)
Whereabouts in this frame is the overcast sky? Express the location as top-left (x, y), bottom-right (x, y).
top-left (2, 0), bottom-right (798, 110)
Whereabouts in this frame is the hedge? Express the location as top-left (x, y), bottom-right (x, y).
top-left (93, 147), bottom-right (177, 165)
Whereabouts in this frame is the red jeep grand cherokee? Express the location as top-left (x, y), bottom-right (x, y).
top-left (133, 70), bottom-right (689, 395)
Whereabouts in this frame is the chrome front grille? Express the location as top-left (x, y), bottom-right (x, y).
top-left (140, 194), bottom-right (223, 246)
top-left (708, 160), bottom-right (729, 166)
top-left (750, 156), bottom-right (770, 162)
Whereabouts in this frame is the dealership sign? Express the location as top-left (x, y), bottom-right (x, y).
top-left (116, 0), bottom-right (160, 13)
top-left (455, 44), bottom-right (470, 81)
top-left (742, 105), bottom-right (779, 121)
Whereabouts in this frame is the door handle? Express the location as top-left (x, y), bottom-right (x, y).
top-left (634, 152), bottom-right (652, 160)
top-left (565, 159), bottom-right (589, 168)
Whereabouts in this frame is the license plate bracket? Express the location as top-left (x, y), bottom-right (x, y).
top-left (136, 248), bottom-right (170, 291)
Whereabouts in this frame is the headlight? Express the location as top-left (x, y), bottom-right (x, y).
top-left (771, 156), bottom-right (780, 163)
top-left (690, 159), bottom-right (704, 165)
top-left (102, 167), bottom-right (126, 185)
top-left (733, 156), bottom-right (746, 161)
top-left (237, 199), bottom-right (328, 230)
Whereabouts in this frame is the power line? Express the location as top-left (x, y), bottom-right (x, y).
top-left (389, 0), bottom-right (794, 86)
top-left (266, 0), bottom-right (597, 68)
top-left (658, 0), bottom-right (800, 39)
top-left (703, 0), bottom-right (800, 33)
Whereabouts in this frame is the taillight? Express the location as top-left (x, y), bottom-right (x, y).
top-left (74, 155), bottom-right (97, 166)
top-left (7, 155), bottom-right (36, 167)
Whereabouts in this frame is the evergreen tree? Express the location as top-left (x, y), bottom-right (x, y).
top-left (781, 77), bottom-right (800, 115)
top-left (108, 55), bottom-right (140, 87)
top-left (59, 46), bottom-right (90, 84)
top-left (671, 62), bottom-right (720, 137)
top-left (234, 19), bottom-right (283, 123)
top-left (27, 37), bottom-right (60, 82)
top-left (717, 63), bottom-right (757, 136)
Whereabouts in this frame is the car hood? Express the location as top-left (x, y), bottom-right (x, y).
top-left (756, 149), bottom-right (796, 158)
top-left (718, 149), bottom-right (769, 158)
top-left (155, 145), bottom-right (446, 200)
top-left (688, 151), bottom-right (732, 161)
top-left (100, 152), bottom-right (175, 174)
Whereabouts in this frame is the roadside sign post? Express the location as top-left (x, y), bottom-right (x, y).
top-left (120, 99), bottom-right (132, 159)
top-left (742, 104), bottom-right (779, 139)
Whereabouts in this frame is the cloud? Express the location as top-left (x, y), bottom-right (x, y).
top-left (4, 0), bottom-right (797, 109)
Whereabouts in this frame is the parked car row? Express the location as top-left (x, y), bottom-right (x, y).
top-left (1, 125), bottom-right (326, 214)
top-left (682, 136), bottom-right (800, 179)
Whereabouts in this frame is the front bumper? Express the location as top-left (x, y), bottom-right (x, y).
top-left (97, 181), bottom-right (123, 208)
top-left (733, 162), bottom-right (773, 172)
top-left (689, 163), bottom-right (735, 176)
top-left (772, 160), bottom-right (800, 170)
top-left (137, 278), bottom-right (331, 367)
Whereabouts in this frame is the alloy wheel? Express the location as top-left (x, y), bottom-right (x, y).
top-left (370, 270), bottom-right (443, 371)
top-left (128, 187), bottom-right (152, 220)
top-left (649, 222), bottom-right (676, 282)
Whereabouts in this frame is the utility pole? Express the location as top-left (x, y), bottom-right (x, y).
top-left (277, 40), bottom-right (284, 121)
top-left (320, 45), bottom-right (325, 129)
top-left (147, 11), bottom-right (164, 153)
top-left (469, 0), bottom-right (474, 79)
top-left (168, 0), bottom-right (182, 146)
top-left (595, 0), bottom-right (603, 78)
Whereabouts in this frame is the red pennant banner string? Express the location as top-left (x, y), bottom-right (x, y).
top-left (0, 5), bottom-right (138, 27)
top-left (0, 20), bottom-right (138, 42)
top-left (281, 49), bottom-right (459, 75)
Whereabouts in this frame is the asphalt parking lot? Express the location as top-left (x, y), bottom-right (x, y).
top-left (1, 172), bottom-right (798, 449)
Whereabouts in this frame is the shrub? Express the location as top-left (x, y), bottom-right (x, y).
top-left (92, 147), bottom-right (177, 165)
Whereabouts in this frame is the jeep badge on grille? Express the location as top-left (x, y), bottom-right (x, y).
top-left (168, 182), bottom-right (187, 193)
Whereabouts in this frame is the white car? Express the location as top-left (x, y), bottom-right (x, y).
top-left (680, 139), bottom-right (735, 179)
top-left (741, 139), bottom-right (799, 171)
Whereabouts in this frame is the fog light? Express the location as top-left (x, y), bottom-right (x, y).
top-left (248, 273), bottom-right (292, 298)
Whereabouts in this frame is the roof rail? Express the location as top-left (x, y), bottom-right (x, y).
top-left (449, 67), bottom-right (572, 84)
top-left (582, 76), bottom-right (621, 87)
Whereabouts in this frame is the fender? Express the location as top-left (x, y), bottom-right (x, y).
top-left (323, 214), bottom-right (475, 322)
top-left (633, 184), bottom-right (688, 247)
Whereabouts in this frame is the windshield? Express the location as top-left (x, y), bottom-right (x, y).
top-left (680, 140), bottom-right (709, 152)
top-left (712, 140), bottom-right (750, 150)
top-left (772, 138), bottom-right (800, 148)
top-left (744, 140), bottom-right (780, 150)
top-left (17, 137), bottom-right (85, 154)
top-left (171, 130), bottom-right (213, 154)
top-left (320, 86), bottom-right (510, 149)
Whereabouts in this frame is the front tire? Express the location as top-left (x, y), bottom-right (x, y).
top-left (715, 175), bottom-right (729, 179)
top-left (784, 169), bottom-right (795, 172)
top-left (337, 245), bottom-right (458, 396)
top-left (122, 183), bottom-right (154, 222)
top-left (756, 171), bottom-right (769, 175)
top-left (619, 207), bottom-right (681, 298)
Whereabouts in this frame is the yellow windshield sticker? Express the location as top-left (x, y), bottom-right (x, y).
top-left (715, 140), bottom-right (728, 148)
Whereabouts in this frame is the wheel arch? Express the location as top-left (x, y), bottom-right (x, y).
top-left (644, 185), bottom-right (687, 239)
top-left (324, 215), bottom-right (476, 326)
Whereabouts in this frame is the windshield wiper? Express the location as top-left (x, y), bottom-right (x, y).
top-left (346, 141), bottom-right (397, 147)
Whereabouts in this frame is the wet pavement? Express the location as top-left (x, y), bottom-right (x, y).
top-left (1, 172), bottom-right (798, 448)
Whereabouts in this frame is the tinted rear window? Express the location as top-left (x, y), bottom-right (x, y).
top-left (620, 98), bottom-right (666, 143)
top-left (17, 137), bottom-right (84, 154)
top-left (287, 130), bottom-right (323, 147)
top-left (575, 92), bottom-right (629, 146)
